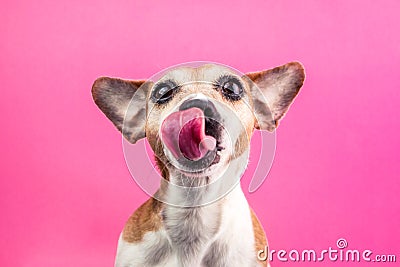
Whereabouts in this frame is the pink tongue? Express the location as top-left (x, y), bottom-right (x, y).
top-left (161, 107), bottom-right (216, 161)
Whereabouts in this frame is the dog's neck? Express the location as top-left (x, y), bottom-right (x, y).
top-left (158, 152), bottom-right (249, 266)
top-left (158, 148), bottom-right (249, 206)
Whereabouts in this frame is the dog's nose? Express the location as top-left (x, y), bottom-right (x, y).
top-left (179, 98), bottom-right (220, 119)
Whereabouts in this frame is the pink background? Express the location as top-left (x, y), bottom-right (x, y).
top-left (1, 0), bottom-right (399, 266)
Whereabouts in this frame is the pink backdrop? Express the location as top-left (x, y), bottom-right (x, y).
top-left (1, 0), bottom-right (399, 266)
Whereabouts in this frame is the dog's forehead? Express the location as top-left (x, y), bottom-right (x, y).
top-left (156, 64), bottom-right (241, 85)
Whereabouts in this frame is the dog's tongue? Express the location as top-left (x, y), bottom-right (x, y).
top-left (161, 107), bottom-right (216, 161)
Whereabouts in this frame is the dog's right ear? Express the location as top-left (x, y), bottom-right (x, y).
top-left (92, 77), bottom-right (150, 144)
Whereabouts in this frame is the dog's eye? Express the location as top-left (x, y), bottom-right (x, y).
top-left (151, 80), bottom-right (178, 104)
top-left (217, 76), bottom-right (244, 101)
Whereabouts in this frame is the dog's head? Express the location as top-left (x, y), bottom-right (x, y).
top-left (92, 62), bottom-right (305, 178)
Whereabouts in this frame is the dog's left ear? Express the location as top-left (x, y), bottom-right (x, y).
top-left (245, 62), bottom-right (305, 131)
top-left (92, 77), bottom-right (150, 144)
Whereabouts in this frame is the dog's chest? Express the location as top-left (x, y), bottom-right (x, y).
top-left (115, 187), bottom-right (258, 267)
top-left (116, 220), bottom-right (255, 267)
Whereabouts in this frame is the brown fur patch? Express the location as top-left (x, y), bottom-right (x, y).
top-left (232, 130), bottom-right (250, 160)
top-left (251, 209), bottom-right (268, 266)
top-left (122, 198), bottom-right (163, 243)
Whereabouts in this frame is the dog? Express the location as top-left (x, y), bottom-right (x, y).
top-left (92, 62), bottom-right (305, 267)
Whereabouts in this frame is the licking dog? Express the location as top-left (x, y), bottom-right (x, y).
top-left (92, 62), bottom-right (305, 267)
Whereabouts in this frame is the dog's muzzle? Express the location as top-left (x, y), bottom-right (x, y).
top-left (179, 98), bottom-right (220, 120)
top-left (160, 98), bottom-right (224, 169)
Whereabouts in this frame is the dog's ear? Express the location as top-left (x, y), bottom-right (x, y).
top-left (245, 62), bottom-right (305, 131)
top-left (92, 77), bottom-right (150, 144)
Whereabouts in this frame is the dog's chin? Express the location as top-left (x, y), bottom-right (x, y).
top-left (164, 147), bottom-right (227, 178)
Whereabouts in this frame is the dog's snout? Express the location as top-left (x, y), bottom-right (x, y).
top-left (179, 98), bottom-right (220, 119)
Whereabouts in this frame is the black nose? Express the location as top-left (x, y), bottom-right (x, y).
top-left (179, 98), bottom-right (220, 120)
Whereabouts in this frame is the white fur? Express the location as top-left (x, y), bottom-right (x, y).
top-left (115, 186), bottom-right (261, 267)
top-left (116, 93), bottom-right (264, 266)
top-left (115, 151), bottom-right (262, 267)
